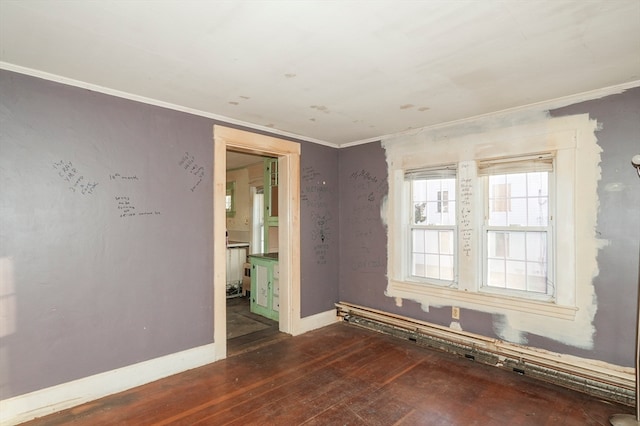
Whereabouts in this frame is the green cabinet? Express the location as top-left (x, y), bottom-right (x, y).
top-left (249, 255), bottom-right (279, 321)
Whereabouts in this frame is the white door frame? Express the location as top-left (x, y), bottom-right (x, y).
top-left (213, 125), bottom-right (301, 360)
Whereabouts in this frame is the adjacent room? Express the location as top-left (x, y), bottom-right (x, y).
top-left (1, 1), bottom-right (639, 425)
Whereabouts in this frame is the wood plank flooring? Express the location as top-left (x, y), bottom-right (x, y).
top-left (226, 296), bottom-right (289, 357)
top-left (22, 323), bottom-right (634, 425)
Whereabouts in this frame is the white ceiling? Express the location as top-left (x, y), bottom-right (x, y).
top-left (1, 0), bottom-right (639, 146)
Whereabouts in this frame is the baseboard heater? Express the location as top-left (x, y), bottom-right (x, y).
top-left (336, 301), bottom-right (635, 406)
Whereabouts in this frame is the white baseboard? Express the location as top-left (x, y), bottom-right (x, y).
top-left (0, 343), bottom-right (216, 426)
top-left (293, 308), bottom-right (339, 336)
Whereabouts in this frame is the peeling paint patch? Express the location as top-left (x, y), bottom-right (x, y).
top-left (493, 315), bottom-right (528, 345)
top-left (400, 104), bottom-right (414, 110)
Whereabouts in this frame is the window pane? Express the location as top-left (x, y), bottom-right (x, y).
top-left (527, 197), bottom-right (548, 226)
top-left (486, 230), bottom-right (548, 293)
top-left (487, 259), bottom-right (505, 287)
top-left (489, 175), bottom-right (506, 197)
top-left (439, 230), bottom-right (454, 255)
top-left (488, 208), bottom-right (507, 226)
top-left (507, 198), bottom-right (527, 226)
top-left (425, 254), bottom-right (440, 278)
top-left (413, 202), bottom-right (426, 224)
top-left (488, 231), bottom-right (509, 258)
top-left (492, 185), bottom-right (511, 213)
top-left (526, 261), bottom-right (547, 293)
top-left (506, 231), bottom-right (525, 260)
top-left (506, 173), bottom-right (527, 197)
top-left (425, 230), bottom-right (439, 253)
top-left (412, 180), bottom-right (427, 202)
top-left (411, 229), bottom-right (455, 281)
top-left (525, 232), bottom-right (546, 263)
top-left (506, 260), bottom-right (527, 290)
top-left (413, 229), bottom-right (425, 252)
top-left (426, 201), bottom-right (441, 225)
top-left (488, 171), bottom-right (549, 228)
top-left (412, 253), bottom-right (425, 276)
top-left (412, 178), bottom-right (456, 226)
top-left (527, 172), bottom-right (548, 197)
top-left (440, 255), bottom-right (454, 280)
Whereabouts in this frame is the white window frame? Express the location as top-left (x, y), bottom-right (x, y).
top-left (477, 154), bottom-right (556, 302)
top-left (405, 165), bottom-right (458, 287)
top-left (383, 121), bottom-right (586, 322)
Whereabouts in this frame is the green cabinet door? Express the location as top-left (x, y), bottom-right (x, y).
top-left (250, 256), bottom-right (279, 321)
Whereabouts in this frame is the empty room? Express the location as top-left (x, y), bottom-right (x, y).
top-left (1, 1), bottom-right (639, 425)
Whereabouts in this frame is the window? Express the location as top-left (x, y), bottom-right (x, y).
top-left (384, 117), bottom-right (596, 332)
top-left (479, 154), bottom-right (554, 298)
top-left (252, 188), bottom-right (264, 254)
top-left (406, 165), bottom-right (457, 284)
top-left (226, 181), bottom-right (236, 217)
top-left (400, 154), bottom-right (555, 299)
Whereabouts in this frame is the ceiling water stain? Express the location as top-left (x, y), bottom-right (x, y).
top-left (265, 123), bottom-right (275, 128)
top-left (228, 101), bottom-right (239, 105)
top-left (284, 73), bottom-right (297, 78)
top-left (400, 104), bottom-right (415, 110)
top-left (239, 95), bottom-right (250, 100)
top-left (418, 106), bottom-right (430, 111)
top-left (310, 105), bottom-right (330, 114)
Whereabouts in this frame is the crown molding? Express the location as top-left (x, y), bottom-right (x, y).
top-left (342, 79), bottom-right (640, 148)
top-left (0, 62), bottom-right (339, 149)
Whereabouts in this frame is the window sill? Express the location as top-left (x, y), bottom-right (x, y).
top-left (389, 279), bottom-right (577, 321)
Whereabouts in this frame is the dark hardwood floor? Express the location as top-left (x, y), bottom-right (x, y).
top-left (226, 296), bottom-right (289, 357)
top-left (22, 322), bottom-right (633, 425)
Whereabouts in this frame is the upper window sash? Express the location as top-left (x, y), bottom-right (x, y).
top-left (405, 163), bottom-right (457, 180)
top-left (477, 152), bottom-right (554, 176)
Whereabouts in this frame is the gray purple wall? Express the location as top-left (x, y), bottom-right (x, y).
top-left (300, 142), bottom-right (340, 317)
top-left (0, 70), bottom-right (340, 399)
top-left (548, 89), bottom-right (640, 366)
top-left (338, 88), bottom-right (640, 367)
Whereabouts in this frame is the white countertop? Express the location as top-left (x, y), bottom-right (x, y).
top-left (227, 241), bottom-right (249, 248)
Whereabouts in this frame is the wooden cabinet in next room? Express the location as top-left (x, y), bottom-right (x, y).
top-left (249, 254), bottom-right (279, 321)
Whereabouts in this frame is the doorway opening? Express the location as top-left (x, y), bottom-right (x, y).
top-left (213, 125), bottom-right (301, 360)
top-left (225, 150), bottom-right (283, 356)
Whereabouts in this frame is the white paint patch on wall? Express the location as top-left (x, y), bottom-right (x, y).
top-left (382, 111), bottom-right (603, 349)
